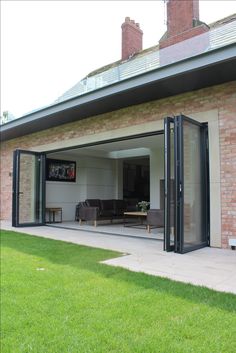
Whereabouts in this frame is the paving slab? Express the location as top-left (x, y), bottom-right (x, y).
top-left (1, 221), bottom-right (236, 294)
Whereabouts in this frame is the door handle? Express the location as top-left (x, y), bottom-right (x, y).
top-left (179, 183), bottom-right (182, 197)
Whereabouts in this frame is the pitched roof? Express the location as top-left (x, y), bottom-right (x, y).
top-left (209, 13), bottom-right (236, 28)
top-left (1, 14), bottom-right (236, 141)
top-left (54, 13), bottom-right (236, 105)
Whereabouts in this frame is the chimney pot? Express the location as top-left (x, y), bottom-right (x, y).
top-left (121, 17), bottom-right (143, 61)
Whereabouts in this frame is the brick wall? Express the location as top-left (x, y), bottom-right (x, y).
top-left (159, 0), bottom-right (209, 49)
top-left (166, 0), bottom-right (199, 38)
top-left (218, 89), bottom-right (236, 248)
top-left (1, 81), bottom-right (236, 248)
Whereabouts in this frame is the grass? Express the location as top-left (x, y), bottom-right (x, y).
top-left (1, 230), bottom-right (236, 353)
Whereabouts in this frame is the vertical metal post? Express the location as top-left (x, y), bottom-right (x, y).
top-left (164, 117), bottom-right (175, 252)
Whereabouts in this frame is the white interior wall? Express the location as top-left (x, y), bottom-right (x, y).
top-left (85, 157), bottom-right (116, 199)
top-left (46, 154), bottom-right (85, 221)
top-left (46, 153), bottom-right (116, 221)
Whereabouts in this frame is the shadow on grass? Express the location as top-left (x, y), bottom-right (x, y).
top-left (2, 230), bottom-right (236, 313)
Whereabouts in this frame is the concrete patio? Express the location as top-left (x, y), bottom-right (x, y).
top-left (48, 220), bottom-right (165, 240)
top-left (1, 220), bottom-right (236, 294)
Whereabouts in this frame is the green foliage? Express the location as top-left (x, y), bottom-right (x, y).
top-left (1, 230), bottom-right (236, 353)
top-left (0, 111), bottom-right (15, 124)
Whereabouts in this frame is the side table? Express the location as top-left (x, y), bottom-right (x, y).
top-left (46, 207), bottom-right (62, 223)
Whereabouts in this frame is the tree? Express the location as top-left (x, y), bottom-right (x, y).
top-left (0, 111), bottom-right (15, 125)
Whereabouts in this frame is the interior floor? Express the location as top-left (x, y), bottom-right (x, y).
top-left (47, 221), bottom-right (165, 241)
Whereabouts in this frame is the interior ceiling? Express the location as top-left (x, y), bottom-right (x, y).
top-left (48, 133), bottom-right (164, 159)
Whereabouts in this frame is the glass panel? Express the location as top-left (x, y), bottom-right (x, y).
top-left (182, 120), bottom-right (206, 249)
top-left (18, 153), bottom-right (42, 224)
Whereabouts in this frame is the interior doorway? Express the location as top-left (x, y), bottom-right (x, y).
top-left (123, 157), bottom-right (150, 205)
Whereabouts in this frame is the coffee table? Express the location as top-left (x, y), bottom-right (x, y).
top-left (123, 211), bottom-right (147, 229)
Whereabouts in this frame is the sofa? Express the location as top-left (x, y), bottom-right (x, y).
top-left (76, 199), bottom-right (128, 226)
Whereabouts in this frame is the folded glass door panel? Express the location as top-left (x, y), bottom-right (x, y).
top-left (164, 115), bottom-right (209, 253)
top-left (12, 150), bottom-right (45, 227)
top-left (176, 116), bottom-right (209, 253)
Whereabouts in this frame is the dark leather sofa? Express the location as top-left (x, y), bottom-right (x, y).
top-left (76, 199), bottom-right (128, 226)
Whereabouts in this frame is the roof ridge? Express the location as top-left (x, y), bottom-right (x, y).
top-left (83, 13), bottom-right (236, 80)
top-left (54, 13), bottom-right (236, 104)
top-left (209, 13), bottom-right (236, 28)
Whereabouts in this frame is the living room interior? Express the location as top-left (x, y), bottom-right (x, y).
top-left (45, 132), bottom-right (168, 240)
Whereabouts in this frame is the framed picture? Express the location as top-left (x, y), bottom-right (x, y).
top-left (46, 158), bottom-right (76, 182)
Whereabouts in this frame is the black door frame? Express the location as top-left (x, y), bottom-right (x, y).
top-left (177, 115), bottom-right (209, 253)
top-left (164, 117), bottom-right (175, 252)
top-left (12, 149), bottom-right (46, 227)
top-left (164, 115), bottom-right (210, 254)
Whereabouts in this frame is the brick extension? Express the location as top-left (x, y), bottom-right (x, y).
top-left (1, 81), bottom-right (236, 248)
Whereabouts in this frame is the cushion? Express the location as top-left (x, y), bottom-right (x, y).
top-left (101, 199), bottom-right (114, 211)
top-left (85, 199), bottom-right (101, 208)
top-left (113, 199), bottom-right (127, 216)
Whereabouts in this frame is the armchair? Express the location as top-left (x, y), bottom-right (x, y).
top-left (147, 205), bottom-right (174, 233)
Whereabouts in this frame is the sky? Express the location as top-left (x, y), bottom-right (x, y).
top-left (1, 0), bottom-right (236, 119)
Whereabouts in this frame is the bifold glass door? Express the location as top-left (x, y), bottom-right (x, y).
top-left (164, 115), bottom-right (209, 253)
top-left (12, 150), bottom-right (45, 227)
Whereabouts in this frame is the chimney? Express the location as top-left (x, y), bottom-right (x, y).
top-left (160, 0), bottom-right (209, 49)
top-left (121, 17), bottom-right (143, 61)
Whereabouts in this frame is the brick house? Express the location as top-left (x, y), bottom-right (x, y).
top-left (1, 0), bottom-right (236, 253)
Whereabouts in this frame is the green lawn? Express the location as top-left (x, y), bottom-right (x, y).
top-left (1, 230), bottom-right (236, 353)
